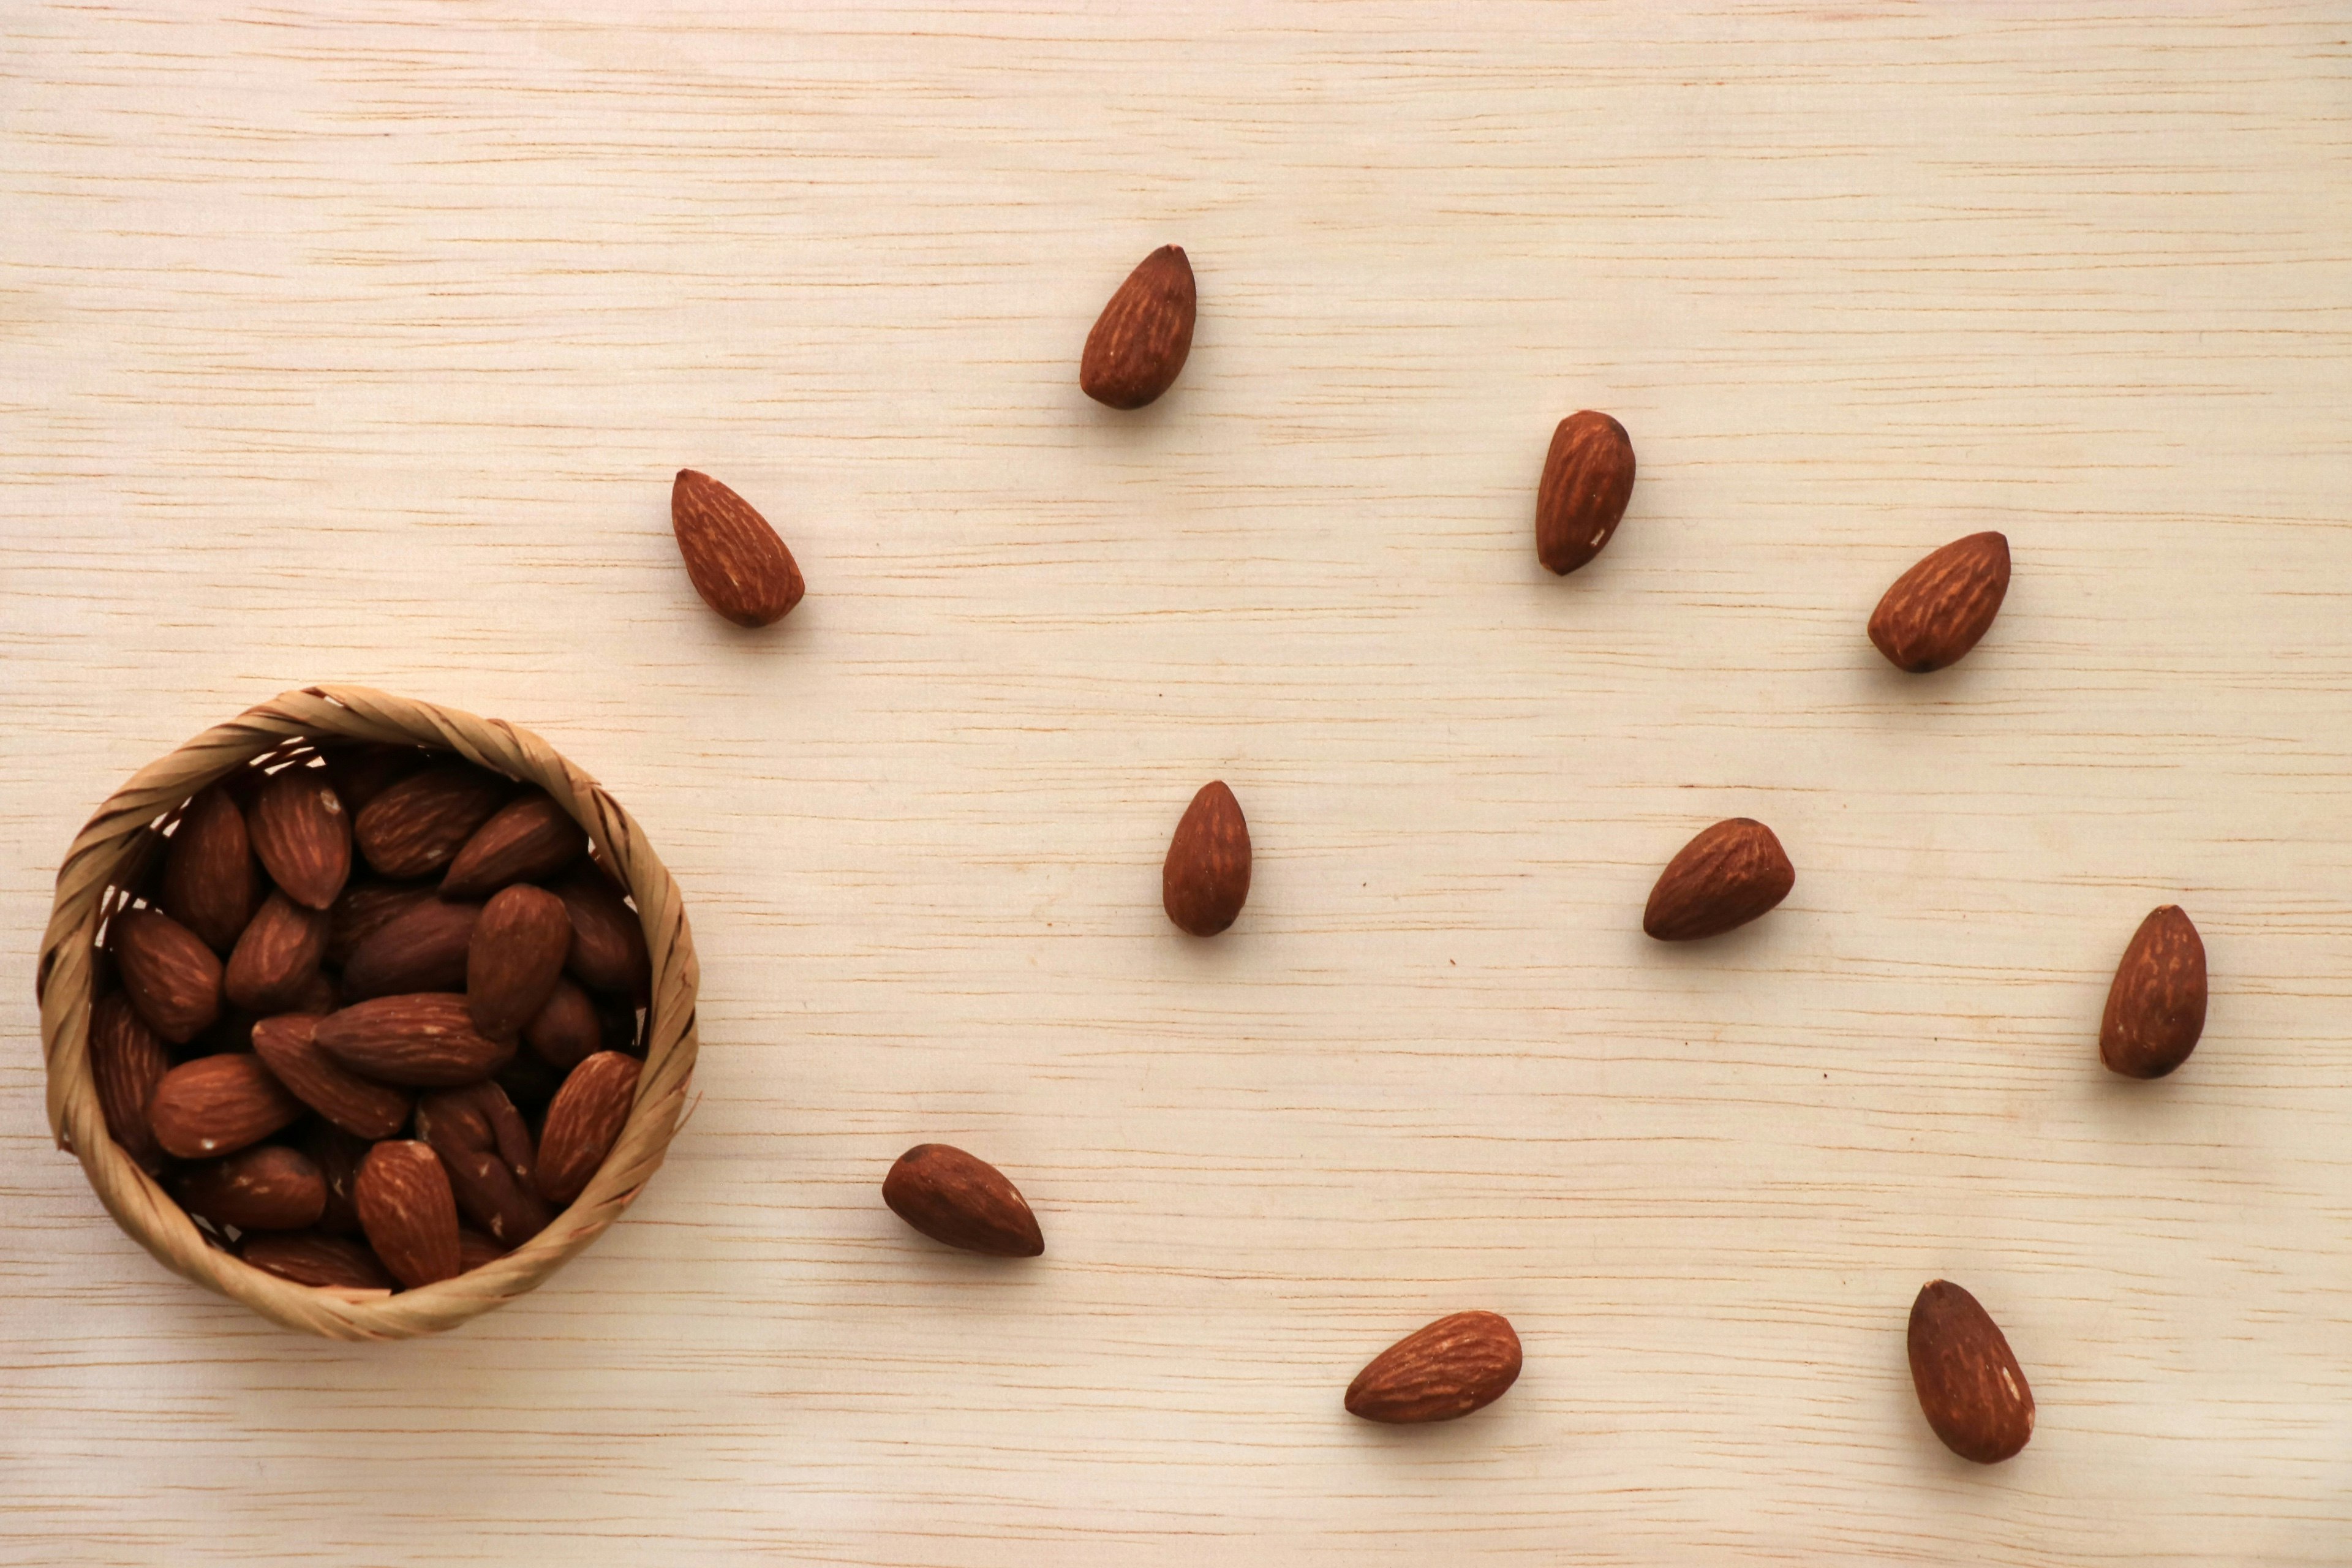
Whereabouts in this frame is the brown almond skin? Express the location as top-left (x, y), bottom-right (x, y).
top-left (1346, 1310), bottom-right (1523, 1424)
top-left (456, 1227), bottom-right (508, 1273)
top-left (353, 763), bottom-right (512, 881)
top-left (251, 1014), bottom-right (413, 1141)
top-left (317, 742), bottom-right (425, 813)
top-left (2100, 905), bottom-right (2207, 1079)
top-left (342, 897), bottom-right (481, 1001)
top-left (522, 977), bottom-right (603, 1072)
top-left (159, 786), bottom-right (260, 954)
top-left (354, 1140), bottom-right (462, 1289)
top-left (415, 1080), bottom-right (551, 1247)
top-left (881, 1143), bottom-right (1044, 1257)
top-left (467, 884), bottom-right (574, 1039)
top-left (555, 869), bottom-right (652, 1000)
top-left (249, 769), bottom-right (353, 910)
top-left (223, 892), bottom-right (331, 1014)
top-left (175, 1144), bottom-right (327, 1232)
top-left (312, 993), bottom-right (516, 1087)
top-left (440, 793), bottom-right (587, 900)
top-left (239, 1230), bottom-right (394, 1291)
top-left (325, 880), bottom-right (438, 968)
top-left (1080, 244), bottom-right (1196, 410)
top-left (1642, 818), bottom-right (1795, 941)
top-left (671, 469), bottom-right (806, 628)
top-left (1869, 532), bottom-right (2011, 673)
top-left (1909, 1280), bottom-right (2034, 1463)
top-left (112, 908), bottom-right (224, 1045)
top-left (1536, 411), bottom-right (1637, 576)
top-left (146, 1052), bottom-right (305, 1160)
top-left (1163, 780), bottom-right (1251, 937)
top-left (88, 993), bottom-right (169, 1174)
top-left (534, 1051), bottom-right (642, 1205)
top-left (301, 1121), bottom-right (369, 1236)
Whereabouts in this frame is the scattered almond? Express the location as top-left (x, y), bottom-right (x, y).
top-left (881, 1143), bottom-right (1044, 1257)
top-left (1346, 1310), bottom-right (1523, 1424)
top-left (2100, 904), bottom-right (2207, 1079)
top-left (1908, 1280), bottom-right (2034, 1463)
top-left (1642, 818), bottom-right (1795, 941)
top-left (1080, 244), bottom-right (1196, 409)
top-left (1163, 780), bottom-right (1251, 937)
top-left (1868, 532), bottom-right (2011, 673)
top-left (671, 469), bottom-right (806, 628)
top-left (1536, 410), bottom-right (1637, 576)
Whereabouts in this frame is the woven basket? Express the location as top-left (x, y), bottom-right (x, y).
top-left (36, 685), bottom-right (699, 1341)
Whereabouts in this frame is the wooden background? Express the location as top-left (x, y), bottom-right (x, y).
top-left (5, 4), bottom-right (2351, 1562)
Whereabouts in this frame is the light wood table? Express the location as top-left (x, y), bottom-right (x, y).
top-left (6, 5), bottom-right (2350, 1562)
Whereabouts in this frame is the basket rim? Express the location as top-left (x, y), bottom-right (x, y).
top-left (37, 684), bottom-right (701, 1341)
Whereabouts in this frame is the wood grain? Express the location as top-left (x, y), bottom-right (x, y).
top-left (6, 2), bottom-right (2351, 1562)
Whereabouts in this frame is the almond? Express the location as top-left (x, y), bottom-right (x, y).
top-left (313, 993), bottom-right (515, 1087)
top-left (342, 896), bottom-right (481, 1001)
top-left (554, 869), bottom-right (651, 1000)
top-left (456, 1227), bottom-right (508, 1272)
top-left (146, 1052), bottom-right (304, 1159)
top-left (251, 1014), bottom-right (412, 1140)
top-left (222, 891), bottom-right (331, 1014)
top-left (174, 1144), bottom-right (326, 1232)
top-left (466, 884), bottom-right (573, 1039)
top-left (88, 993), bottom-right (168, 1174)
top-left (1868, 532), bottom-right (2011, 673)
top-left (354, 1140), bottom-right (461, 1289)
top-left (440, 792), bottom-right (587, 900)
top-left (288, 968), bottom-right (342, 1016)
top-left (317, 741), bottom-right (425, 812)
top-left (671, 468), bottom-right (806, 628)
top-left (301, 1121), bottom-right (369, 1235)
top-left (250, 768), bottom-right (353, 909)
top-left (353, 763), bottom-right (512, 881)
top-left (325, 880), bottom-right (438, 968)
top-left (1080, 244), bottom-right (1195, 409)
top-left (111, 908), bottom-right (224, 1044)
top-left (1642, 818), bottom-right (1795, 941)
top-left (1163, 780), bottom-right (1251, 937)
top-left (415, 1080), bottom-right (551, 1246)
top-left (521, 977), bottom-right (601, 1071)
top-left (1908, 1280), bottom-right (2034, 1463)
top-left (1345, 1310), bottom-right (1523, 1424)
top-left (2100, 904), bottom-right (2207, 1079)
top-left (239, 1230), bottom-right (394, 1291)
top-left (159, 785), bottom-right (259, 954)
top-left (533, 1050), bottom-right (641, 1205)
top-left (1535, 410), bottom-right (1637, 576)
top-left (881, 1143), bottom-right (1044, 1257)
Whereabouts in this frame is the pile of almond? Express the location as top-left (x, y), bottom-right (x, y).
top-left (89, 741), bottom-right (649, 1294)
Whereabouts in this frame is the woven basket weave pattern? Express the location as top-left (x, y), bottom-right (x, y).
top-left (37, 685), bottom-right (699, 1341)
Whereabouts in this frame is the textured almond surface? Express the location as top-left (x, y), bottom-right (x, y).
top-left (467, 883), bottom-right (574, 1039)
top-left (2101, 904), bottom-right (2207, 1079)
top-left (1080, 244), bottom-right (1195, 409)
top-left (1642, 818), bottom-right (1795, 941)
top-left (158, 785), bottom-right (258, 954)
top-left (534, 1050), bottom-right (641, 1205)
top-left (1534, 410), bottom-right (1637, 575)
top-left (353, 764), bottom-right (511, 880)
top-left (1162, 780), bottom-right (1251, 937)
top-left (1345, 1310), bottom-right (1523, 1424)
top-left (325, 880), bottom-right (438, 968)
top-left (881, 1143), bottom-right (1044, 1257)
top-left (415, 1079), bottom-right (549, 1247)
top-left (1868, 532), bottom-right (2011, 673)
top-left (554, 869), bottom-right (651, 999)
top-left (1908, 1280), bottom-right (2035, 1463)
top-left (238, 1230), bottom-right (394, 1291)
top-left (313, 993), bottom-right (516, 1087)
top-left (87, 993), bottom-right (168, 1174)
top-left (521, 977), bottom-right (603, 1072)
top-left (249, 768), bottom-right (353, 908)
top-left (110, 908), bottom-right (224, 1044)
top-left (222, 890), bottom-right (330, 1013)
top-left (342, 896), bottom-right (482, 1000)
top-left (175, 1143), bottom-right (327, 1232)
top-left (251, 1012), bottom-right (413, 1140)
top-left (354, 1140), bottom-right (462, 1289)
top-left (671, 469), bottom-right (805, 627)
top-left (440, 792), bottom-right (587, 899)
top-left (146, 1052), bottom-right (305, 1160)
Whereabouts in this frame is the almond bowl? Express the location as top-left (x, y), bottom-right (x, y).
top-left (36, 685), bottom-right (699, 1340)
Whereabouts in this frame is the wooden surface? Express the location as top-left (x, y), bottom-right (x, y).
top-left (5, 4), bottom-right (2351, 1562)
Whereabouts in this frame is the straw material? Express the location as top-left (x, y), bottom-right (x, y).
top-left (38, 685), bottom-right (699, 1340)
